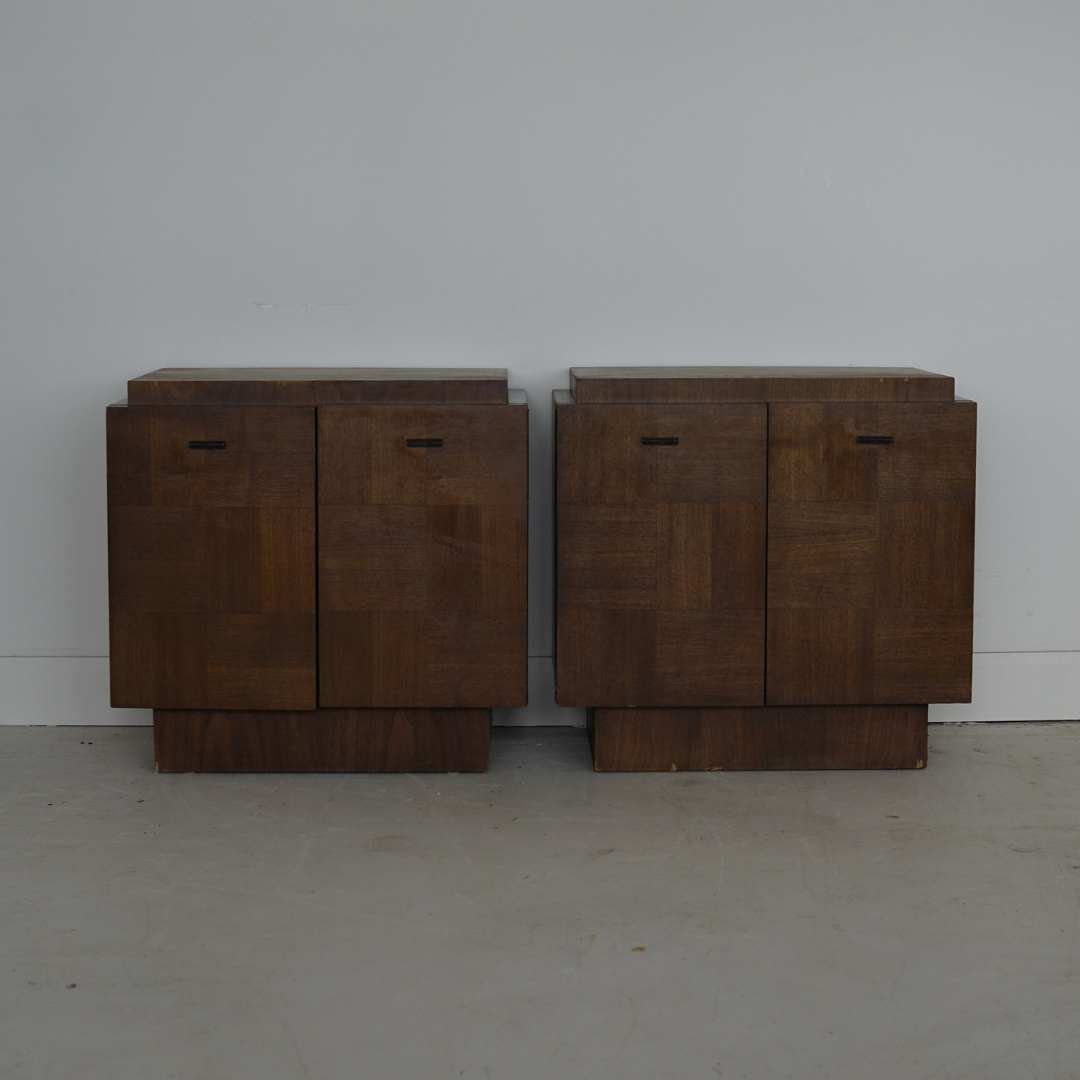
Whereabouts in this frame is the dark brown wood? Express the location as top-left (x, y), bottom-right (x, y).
top-left (570, 367), bottom-right (954, 404)
top-left (590, 705), bottom-right (927, 770)
top-left (555, 369), bottom-right (974, 771)
top-left (318, 404), bottom-right (528, 708)
top-left (555, 402), bottom-right (767, 706)
top-left (766, 402), bottom-right (976, 705)
top-left (107, 405), bottom-right (317, 710)
top-left (154, 708), bottom-right (490, 772)
top-left (128, 368), bottom-right (508, 406)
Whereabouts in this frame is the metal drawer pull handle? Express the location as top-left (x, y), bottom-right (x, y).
top-left (188, 441), bottom-right (226, 450)
top-left (641, 437), bottom-right (679, 446)
top-left (857, 435), bottom-right (894, 445)
top-left (406, 438), bottom-right (443, 448)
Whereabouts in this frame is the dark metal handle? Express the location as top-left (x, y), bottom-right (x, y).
top-left (641, 437), bottom-right (679, 446)
top-left (406, 438), bottom-right (443, 448)
top-left (188, 441), bottom-right (226, 450)
top-left (857, 436), bottom-right (894, 445)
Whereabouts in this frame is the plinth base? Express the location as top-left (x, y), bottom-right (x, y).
top-left (588, 705), bottom-right (927, 771)
top-left (154, 708), bottom-right (491, 773)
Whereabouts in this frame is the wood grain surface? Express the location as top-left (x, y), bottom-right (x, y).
top-left (318, 404), bottom-right (528, 707)
top-left (570, 367), bottom-right (954, 404)
top-left (154, 708), bottom-right (490, 772)
top-left (590, 705), bottom-right (928, 770)
top-left (128, 368), bottom-right (508, 406)
top-left (108, 405), bottom-right (317, 710)
top-left (556, 402), bottom-right (767, 706)
top-left (767, 402), bottom-right (976, 704)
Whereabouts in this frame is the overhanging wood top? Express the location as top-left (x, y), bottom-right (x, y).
top-left (128, 368), bottom-right (509, 406)
top-left (568, 367), bottom-right (955, 403)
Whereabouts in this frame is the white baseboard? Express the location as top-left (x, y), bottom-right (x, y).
top-left (502, 655), bottom-right (1080, 726)
top-left (0, 653), bottom-right (1076, 727)
top-left (493, 657), bottom-right (587, 727)
top-left (0, 657), bottom-right (150, 726)
top-left (930, 651), bottom-right (1080, 723)
top-left (0, 655), bottom-right (588, 728)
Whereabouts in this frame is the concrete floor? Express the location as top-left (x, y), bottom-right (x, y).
top-left (1, 725), bottom-right (1078, 1080)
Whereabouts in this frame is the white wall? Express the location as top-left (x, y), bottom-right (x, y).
top-left (2, 1), bottom-right (1078, 726)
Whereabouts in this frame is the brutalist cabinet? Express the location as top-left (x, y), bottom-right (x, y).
top-left (108, 368), bottom-right (528, 772)
top-left (554, 367), bottom-right (976, 771)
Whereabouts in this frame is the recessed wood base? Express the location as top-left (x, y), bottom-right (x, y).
top-left (588, 705), bottom-right (928, 771)
top-left (153, 708), bottom-right (491, 773)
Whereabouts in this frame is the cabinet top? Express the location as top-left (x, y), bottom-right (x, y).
top-left (128, 367), bottom-right (509, 406)
top-left (568, 366), bottom-right (955, 403)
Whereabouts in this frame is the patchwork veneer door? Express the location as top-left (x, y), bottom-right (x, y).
top-left (766, 402), bottom-right (977, 705)
top-left (107, 406), bottom-right (317, 710)
top-left (555, 403), bottom-right (767, 706)
top-left (318, 405), bottom-right (528, 707)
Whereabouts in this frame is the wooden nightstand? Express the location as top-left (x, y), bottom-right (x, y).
top-left (108, 368), bottom-right (528, 772)
top-left (554, 367), bottom-right (975, 770)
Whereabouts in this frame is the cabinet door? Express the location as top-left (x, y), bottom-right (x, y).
top-left (107, 406), bottom-right (317, 709)
top-left (318, 405), bottom-right (528, 707)
top-left (767, 402), bottom-right (976, 705)
top-left (556, 404), bottom-right (767, 706)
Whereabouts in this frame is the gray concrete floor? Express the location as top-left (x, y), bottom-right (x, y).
top-left (1, 724), bottom-right (1079, 1080)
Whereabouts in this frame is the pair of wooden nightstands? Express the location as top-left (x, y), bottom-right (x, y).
top-left (107, 366), bottom-right (975, 773)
